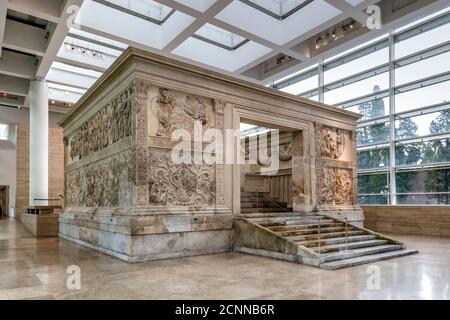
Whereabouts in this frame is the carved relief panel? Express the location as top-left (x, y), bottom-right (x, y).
top-left (320, 126), bottom-right (346, 160)
top-left (68, 88), bottom-right (133, 162)
top-left (148, 149), bottom-right (216, 206)
top-left (147, 87), bottom-right (216, 140)
top-left (316, 124), bottom-right (356, 206)
top-left (318, 167), bottom-right (353, 205)
top-left (65, 149), bottom-right (134, 207)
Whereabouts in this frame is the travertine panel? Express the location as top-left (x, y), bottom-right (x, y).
top-left (15, 125), bottom-right (64, 211)
top-left (363, 205), bottom-right (450, 237)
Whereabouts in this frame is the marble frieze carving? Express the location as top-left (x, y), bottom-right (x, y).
top-left (69, 88), bottom-right (133, 161)
top-left (65, 149), bottom-right (134, 207)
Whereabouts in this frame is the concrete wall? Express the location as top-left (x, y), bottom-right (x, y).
top-left (363, 205), bottom-right (450, 237)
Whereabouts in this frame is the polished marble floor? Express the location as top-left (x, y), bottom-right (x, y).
top-left (0, 218), bottom-right (449, 300)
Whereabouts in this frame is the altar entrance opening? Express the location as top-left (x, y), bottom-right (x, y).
top-left (239, 119), bottom-right (300, 215)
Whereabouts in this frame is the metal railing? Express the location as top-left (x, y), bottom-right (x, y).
top-left (316, 215), bottom-right (350, 255)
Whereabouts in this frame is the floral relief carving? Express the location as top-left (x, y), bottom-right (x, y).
top-left (148, 149), bottom-right (215, 206)
top-left (319, 168), bottom-right (353, 205)
top-left (321, 126), bottom-right (345, 160)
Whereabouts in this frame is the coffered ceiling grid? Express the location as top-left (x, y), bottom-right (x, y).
top-left (0, 0), bottom-right (448, 111)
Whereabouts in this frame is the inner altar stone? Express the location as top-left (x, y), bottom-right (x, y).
top-left (58, 48), bottom-right (363, 263)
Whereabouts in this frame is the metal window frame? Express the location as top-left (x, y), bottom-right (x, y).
top-left (271, 12), bottom-right (450, 205)
top-left (191, 34), bottom-right (250, 51)
top-left (239, 0), bottom-right (314, 21)
top-left (92, 0), bottom-right (176, 25)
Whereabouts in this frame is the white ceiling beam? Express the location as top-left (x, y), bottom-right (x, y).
top-left (0, 74), bottom-right (30, 96)
top-left (49, 87), bottom-right (83, 104)
top-left (46, 67), bottom-right (97, 89)
top-left (53, 56), bottom-right (106, 73)
top-left (0, 94), bottom-right (25, 107)
top-left (2, 19), bottom-right (47, 56)
top-left (233, 12), bottom-right (347, 77)
top-left (162, 0), bottom-right (234, 53)
top-left (152, 0), bottom-right (202, 18)
top-left (75, 24), bottom-right (264, 86)
top-left (324, 0), bottom-right (369, 25)
top-left (0, 50), bottom-right (36, 79)
top-left (0, 1), bottom-right (7, 55)
top-left (6, 0), bottom-right (62, 23)
top-left (35, 0), bottom-right (84, 79)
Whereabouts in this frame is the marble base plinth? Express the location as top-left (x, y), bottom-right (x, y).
top-left (59, 207), bottom-right (234, 262)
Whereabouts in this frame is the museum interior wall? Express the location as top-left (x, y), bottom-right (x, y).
top-left (15, 124), bottom-right (64, 214)
top-left (363, 205), bottom-right (450, 237)
top-left (56, 47), bottom-right (362, 263)
top-left (0, 108), bottom-right (64, 217)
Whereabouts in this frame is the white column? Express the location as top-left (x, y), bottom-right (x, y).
top-left (29, 80), bottom-right (49, 206)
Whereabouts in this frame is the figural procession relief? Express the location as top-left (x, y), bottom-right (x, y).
top-left (65, 150), bottom-right (134, 207)
top-left (69, 88), bottom-right (133, 161)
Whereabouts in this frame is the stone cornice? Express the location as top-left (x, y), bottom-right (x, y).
top-left (59, 47), bottom-right (361, 128)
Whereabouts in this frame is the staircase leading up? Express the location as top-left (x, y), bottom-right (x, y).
top-left (241, 191), bottom-right (291, 214)
top-left (234, 213), bottom-right (418, 269)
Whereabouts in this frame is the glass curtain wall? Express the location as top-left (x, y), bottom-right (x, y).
top-left (275, 10), bottom-right (450, 204)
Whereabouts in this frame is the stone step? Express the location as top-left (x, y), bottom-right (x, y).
top-left (260, 218), bottom-right (332, 227)
top-left (240, 201), bottom-right (278, 208)
top-left (241, 192), bottom-right (269, 197)
top-left (297, 235), bottom-right (377, 247)
top-left (277, 226), bottom-right (349, 236)
top-left (319, 249), bottom-right (419, 270)
top-left (286, 230), bottom-right (365, 242)
top-left (249, 215), bottom-right (326, 224)
top-left (321, 244), bottom-right (406, 263)
top-left (310, 239), bottom-right (390, 253)
top-left (261, 219), bottom-right (338, 231)
top-left (241, 207), bottom-right (289, 213)
top-left (270, 222), bottom-right (345, 233)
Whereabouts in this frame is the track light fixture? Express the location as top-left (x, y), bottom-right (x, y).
top-left (64, 43), bottom-right (105, 60)
top-left (314, 20), bottom-right (357, 50)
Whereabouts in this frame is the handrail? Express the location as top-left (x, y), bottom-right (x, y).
top-left (317, 216), bottom-right (321, 254)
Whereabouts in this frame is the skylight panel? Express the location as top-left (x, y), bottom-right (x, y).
top-left (92, 0), bottom-right (175, 24)
top-left (0, 124), bottom-right (8, 140)
top-left (193, 23), bottom-right (249, 51)
top-left (240, 0), bottom-right (313, 20)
